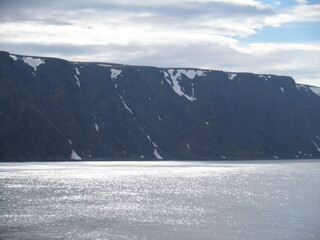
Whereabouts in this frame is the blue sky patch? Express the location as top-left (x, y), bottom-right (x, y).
top-left (244, 22), bottom-right (320, 43)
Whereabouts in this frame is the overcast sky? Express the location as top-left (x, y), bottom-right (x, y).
top-left (0, 0), bottom-right (319, 86)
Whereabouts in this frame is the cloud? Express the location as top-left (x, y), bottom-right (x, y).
top-left (0, 0), bottom-right (274, 37)
top-left (0, 0), bottom-right (319, 86)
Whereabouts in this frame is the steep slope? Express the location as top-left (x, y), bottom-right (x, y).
top-left (0, 51), bottom-right (319, 161)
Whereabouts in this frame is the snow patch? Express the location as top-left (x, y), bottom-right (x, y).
top-left (190, 83), bottom-right (195, 99)
top-left (228, 73), bottom-right (237, 80)
top-left (154, 149), bottom-right (163, 159)
top-left (119, 95), bottom-right (133, 114)
top-left (71, 150), bottom-right (81, 160)
top-left (311, 139), bottom-right (320, 152)
top-left (95, 123), bottom-right (99, 132)
top-left (22, 57), bottom-right (45, 71)
top-left (68, 139), bottom-right (72, 145)
top-left (205, 122), bottom-right (209, 125)
top-left (177, 69), bottom-right (207, 79)
top-left (280, 87), bottom-right (285, 93)
top-left (296, 84), bottom-right (320, 96)
top-left (146, 134), bottom-right (152, 142)
top-left (111, 69), bottom-right (122, 79)
top-left (74, 75), bottom-right (80, 87)
top-left (140, 155), bottom-right (145, 159)
top-left (157, 115), bottom-right (162, 121)
top-left (309, 86), bottom-right (320, 96)
top-left (186, 144), bottom-right (190, 151)
top-left (146, 134), bottom-right (158, 147)
top-left (273, 155), bottom-right (279, 159)
top-left (97, 64), bottom-right (113, 67)
top-left (75, 67), bottom-right (80, 75)
top-left (259, 75), bottom-right (268, 81)
top-left (10, 54), bottom-right (18, 61)
top-left (163, 69), bottom-right (206, 101)
top-left (296, 84), bottom-right (309, 91)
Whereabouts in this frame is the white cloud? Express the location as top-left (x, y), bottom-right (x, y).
top-left (0, 0), bottom-right (319, 86)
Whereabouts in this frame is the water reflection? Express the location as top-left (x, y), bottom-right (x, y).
top-left (0, 160), bottom-right (319, 240)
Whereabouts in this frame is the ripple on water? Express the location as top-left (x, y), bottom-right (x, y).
top-left (0, 160), bottom-right (319, 240)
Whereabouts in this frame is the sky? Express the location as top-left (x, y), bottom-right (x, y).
top-left (0, 0), bottom-right (319, 86)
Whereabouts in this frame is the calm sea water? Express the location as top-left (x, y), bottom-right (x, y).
top-left (0, 160), bottom-right (319, 240)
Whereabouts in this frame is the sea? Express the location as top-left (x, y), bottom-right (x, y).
top-left (0, 160), bottom-right (319, 240)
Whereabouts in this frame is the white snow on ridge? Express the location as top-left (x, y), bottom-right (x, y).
top-left (178, 69), bottom-right (207, 79)
top-left (228, 73), bottom-right (237, 80)
top-left (296, 84), bottom-right (320, 96)
top-left (10, 54), bottom-right (18, 61)
top-left (154, 149), bottom-right (163, 159)
top-left (71, 150), bottom-right (82, 160)
top-left (111, 69), bottom-right (122, 79)
top-left (163, 69), bottom-right (206, 101)
top-left (22, 57), bottom-right (45, 71)
top-left (171, 69), bottom-right (207, 80)
top-left (97, 64), bottom-right (113, 67)
top-left (296, 84), bottom-right (309, 91)
top-left (259, 75), bottom-right (269, 81)
top-left (309, 86), bottom-right (320, 96)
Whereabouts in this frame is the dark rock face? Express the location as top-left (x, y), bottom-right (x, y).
top-left (0, 50), bottom-right (319, 161)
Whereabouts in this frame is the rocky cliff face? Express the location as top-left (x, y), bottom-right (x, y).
top-left (0, 50), bottom-right (319, 161)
